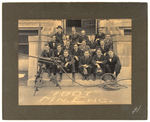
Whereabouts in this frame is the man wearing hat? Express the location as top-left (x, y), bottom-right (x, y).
top-left (55, 26), bottom-right (64, 45)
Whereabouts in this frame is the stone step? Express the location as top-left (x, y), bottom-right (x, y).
top-left (32, 67), bottom-right (131, 87)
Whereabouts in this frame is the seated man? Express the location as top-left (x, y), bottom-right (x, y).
top-left (66, 34), bottom-right (71, 42)
top-left (53, 44), bottom-right (63, 81)
top-left (88, 34), bottom-right (98, 56)
top-left (60, 50), bottom-right (75, 82)
top-left (36, 44), bottom-right (53, 83)
top-left (78, 30), bottom-right (90, 45)
top-left (63, 40), bottom-right (71, 52)
top-left (105, 50), bottom-right (121, 77)
top-left (71, 44), bottom-right (83, 73)
top-left (48, 35), bottom-right (57, 50)
top-left (104, 34), bottom-right (113, 51)
top-left (95, 28), bottom-right (105, 40)
top-left (69, 26), bottom-right (80, 45)
top-left (62, 34), bottom-right (66, 47)
top-left (79, 40), bottom-right (90, 54)
top-left (99, 40), bottom-right (108, 55)
top-left (92, 49), bottom-right (106, 80)
top-left (79, 51), bottom-right (92, 80)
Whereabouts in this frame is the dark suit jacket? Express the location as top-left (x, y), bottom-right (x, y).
top-left (69, 32), bottom-right (80, 44)
top-left (55, 32), bottom-right (63, 44)
top-left (48, 41), bottom-right (57, 50)
top-left (53, 50), bottom-right (63, 57)
top-left (78, 35), bottom-right (89, 43)
top-left (79, 56), bottom-right (92, 67)
top-left (95, 33), bottom-right (105, 40)
top-left (106, 55), bottom-right (121, 72)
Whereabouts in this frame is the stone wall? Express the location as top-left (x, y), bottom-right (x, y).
top-left (19, 19), bottom-right (63, 86)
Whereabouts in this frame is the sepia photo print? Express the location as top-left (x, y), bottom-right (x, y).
top-left (18, 19), bottom-right (132, 105)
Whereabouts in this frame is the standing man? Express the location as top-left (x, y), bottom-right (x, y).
top-left (78, 30), bottom-right (90, 45)
top-left (95, 28), bottom-right (105, 40)
top-left (105, 50), bottom-right (121, 77)
top-left (79, 51), bottom-right (92, 80)
top-left (55, 26), bottom-right (64, 45)
top-left (69, 26), bottom-right (80, 45)
top-left (104, 34), bottom-right (113, 51)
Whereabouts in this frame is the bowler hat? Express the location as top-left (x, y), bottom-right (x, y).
top-left (57, 26), bottom-right (63, 29)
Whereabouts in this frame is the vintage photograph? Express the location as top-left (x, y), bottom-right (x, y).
top-left (18, 19), bottom-right (132, 105)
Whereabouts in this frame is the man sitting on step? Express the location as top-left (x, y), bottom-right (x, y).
top-left (92, 49), bottom-right (107, 80)
top-left (79, 51), bottom-right (92, 80)
top-left (105, 50), bottom-right (121, 77)
top-left (53, 44), bottom-right (63, 81)
top-left (60, 50), bottom-right (75, 82)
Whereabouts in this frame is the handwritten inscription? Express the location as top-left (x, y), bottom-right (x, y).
top-left (39, 91), bottom-right (112, 104)
top-left (132, 105), bottom-right (142, 114)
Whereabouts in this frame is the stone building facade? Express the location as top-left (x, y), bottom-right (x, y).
top-left (18, 19), bottom-right (132, 86)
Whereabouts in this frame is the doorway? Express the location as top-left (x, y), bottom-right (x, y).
top-left (66, 19), bottom-right (96, 35)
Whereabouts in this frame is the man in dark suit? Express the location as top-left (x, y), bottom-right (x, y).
top-left (79, 40), bottom-right (90, 53)
top-left (95, 28), bottom-right (105, 40)
top-left (69, 26), bottom-right (80, 45)
top-left (71, 44), bottom-right (83, 73)
top-left (55, 26), bottom-right (64, 45)
top-left (79, 51), bottom-right (92, 80)
top-left (60, 50), bottom-right (75, 82)
top-left (37, 44), bottom-right (53, 78)
top-left (104, 34), bottom-right (113, 51)
top-left (53, 44), bottom-right (64, 81)
top-left (92, 49), bottom-right (106, 80)
top-left (88, 34), bottom-right (98, 56)
top-left (48, 35), bottom-right (57, 50)
top-left (99, 40), bottom-right (108, 55)
top-left (95, 28), bottom-right (105, 46)
top-left (105, 50), bottom-right (121, 77)
top-left (78, 30), bottom-right (90, 45)
top-left (63, 40), bottom-right (71, 52)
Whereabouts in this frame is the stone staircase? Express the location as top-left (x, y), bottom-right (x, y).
top-left (38, 66), bottom-right (131, 87)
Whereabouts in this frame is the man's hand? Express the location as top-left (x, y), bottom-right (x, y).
top-left (90, 49), bottom-right (96, 52)
top-left (96, 61), bottom-right (103, 64)
top-left (74, 56), bottom-right (79, 61)
top-left (95, 38), bottom-right (99, 41)
top-left (65, 62), bottom-right (69, 67)
top-left (96, 64), bottom-right (100, 69)
top-left (83, 64), bottom-right (89, 68)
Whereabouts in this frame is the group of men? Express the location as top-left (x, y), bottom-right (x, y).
top-left (39, 26), bottom-right (121, 82)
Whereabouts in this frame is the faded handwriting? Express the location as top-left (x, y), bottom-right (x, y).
top-left (132, 105), bottom-right (142, 114)
top-left (39, 91), bottom-right (112, 104)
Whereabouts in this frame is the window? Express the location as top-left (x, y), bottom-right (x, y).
top-left (124, 29), bottom-right (132, 35)
top-left (66, 20), bottom-right (81, 27)
top-left (18, 35), bottom-right (29, 54)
